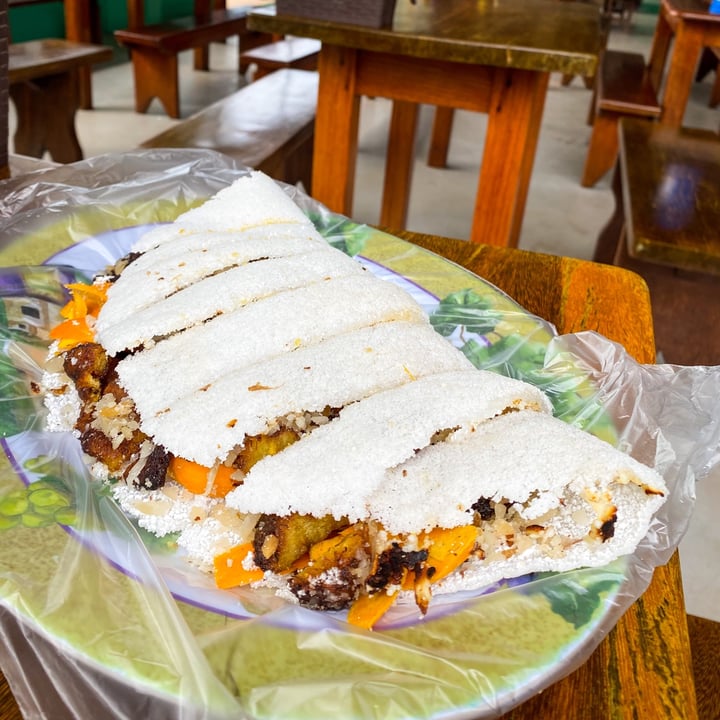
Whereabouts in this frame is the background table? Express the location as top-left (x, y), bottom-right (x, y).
top-left (0, 227), bottom-right (697, 718)
top-left (648, 0), bottom-right (720, 127)
top-left (248, 0), bottom-right (604, 247)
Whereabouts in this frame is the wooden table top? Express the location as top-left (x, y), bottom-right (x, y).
top-left (249, 0), bottom-right (605, 76)
top-left (0, 230), bottom-right (696, 718)
top-left (662, 0), bottom-right (720, 21)
top-left (8, 38), bottom-right (112, 84)
top-left (620, 118), bottom-right (720, 275)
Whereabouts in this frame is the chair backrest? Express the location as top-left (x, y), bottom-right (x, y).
top-left (0, 0), bottom-right (8, 179)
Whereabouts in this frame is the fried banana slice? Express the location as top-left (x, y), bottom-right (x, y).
top-left (234, 429), bottom-right (300, 475)
top-left (289, 524), bottom-right (371, 610)
top-left (253, 513), bottom-right (349, 572)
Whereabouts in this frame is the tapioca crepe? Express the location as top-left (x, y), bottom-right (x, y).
top-left (43, 171), bottom-right (667, 629)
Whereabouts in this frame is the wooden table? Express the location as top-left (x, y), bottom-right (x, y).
top-left (0, 227), bottom-right (697, 718)
top-left (248, 1), bottom-right (604, 247)
top-left (648, 0), bottom-right (720, 127)
top-left (8, 38), bottom-right (112, 162)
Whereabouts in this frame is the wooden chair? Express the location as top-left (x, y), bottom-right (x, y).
top-left (581, 49), bottom-right (661, 187)
top-left (114, 0), bottom-right (272, 118)
top-left (594, 117), bottom-right (720, 365)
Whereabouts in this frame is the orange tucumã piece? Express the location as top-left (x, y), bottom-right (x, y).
top-left (50, 317), bottom-right (95, 351)
top-left (421, 524), bottom-right (478, 584)
top-left (168, 456), bottom-right (239, 498)
top-left (51, 281), bottom-right (111, 351)
top-left (213, 542), bottom-right (264, 589)
top-left (348, 569), bottom-right (407, 630)
top-left (402, 524), bottom-right (478, 590)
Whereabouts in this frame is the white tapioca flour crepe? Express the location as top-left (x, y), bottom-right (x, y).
top-left (372, 408), bottom-right (666, 540)
top-left (130, 170), bottom-right (316, 253)
top-left (96, 227), bottom-right (331, 338)
top-left (115, 273), bottom-right (428, 416)
top-left (97, 247), bottom-right (364, 354)
top-left (225, 370), bottom-right (553, 521)
top-left (138, 321), bottom-right (476, 466)
top-left (44, 169), bottom-right (669, 628)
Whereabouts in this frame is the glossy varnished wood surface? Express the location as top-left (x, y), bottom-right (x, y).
top-left (0, 233), bottom-right (697, 718)
top-left (250, 0), bottom-right (604, 76)
top-left (7, 38), bottom-right (111, 84)
top-left (620, 118), bottom-right (720, 275)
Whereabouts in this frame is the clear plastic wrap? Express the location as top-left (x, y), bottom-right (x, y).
top-left (0, 149), bottom-right (718, 720)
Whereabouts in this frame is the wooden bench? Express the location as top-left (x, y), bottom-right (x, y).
top-left (140, 68), bottom-right (317, 191)
top-left (240, 36), bottom-right (320, 80)
top-left (594, 117), bottom-right (720, 365)
top-left (114, 3), bottom-right (271, 119)
top-left (8, 38), bottom-right (112, 163)
top-left (581, 49), bottom-right (661, 187)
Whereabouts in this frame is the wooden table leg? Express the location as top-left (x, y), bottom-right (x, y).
top-left (194, 0), bottom-right (212, 71)
top-left (9, 73), bottom-right (83, 163)
top-left (64, 0), bottom-right (94, 110)
top-left (659, 22), bottom-right (705, 127)
top-left (472, 68), bottom-right (548, 247)
top-left (311, 45), bottom-right (361, 216)
top-left (427, 105), bottom-right (454, 168)
top-left (379, 100), bottom-right (419, 229)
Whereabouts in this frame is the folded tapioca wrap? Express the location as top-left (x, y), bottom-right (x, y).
top-left (45, 169), bottom-right (668, 628)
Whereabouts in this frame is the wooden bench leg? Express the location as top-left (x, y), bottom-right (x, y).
top-left (593, 163), bottom-right (625, 263)
top-left (9, 73), bottom-right (83, 163)
top-left (581, 111), bottom-right (619, 187)
top-left (427, 106), bottom-right (454, 168)
top-left (129, 48), bottom-right (180, 118)
top-left (194, 46), bottom-right (210, 72)
top-left (710, 69), bottom-right (720, 108)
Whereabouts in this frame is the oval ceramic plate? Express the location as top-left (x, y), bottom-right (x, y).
top-left (0, 210), bottom-right (629, 720)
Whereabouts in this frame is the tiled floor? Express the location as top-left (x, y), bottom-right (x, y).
top-left (6, 9), bottom-right (720, 622)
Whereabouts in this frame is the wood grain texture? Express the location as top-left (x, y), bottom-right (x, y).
top-left (0, 669), bottom-right (21, 720)
top-left (687, 615), bottom-right (720, 720)
top-left (249, 0), bottom-right (604, 76)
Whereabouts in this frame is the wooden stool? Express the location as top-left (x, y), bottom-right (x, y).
top-left (140, 68), bottom-right (317, 192)
top-left (594, 118), bottom-right (720, 365)
top-left (114, 3), bottom-right (271, 119)
top-left (8, 38), bottom-right (112, 163)
top-left (241, 37), bottom-right (320, 80)
top-left (582, 50), bottom-right (661, 187)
